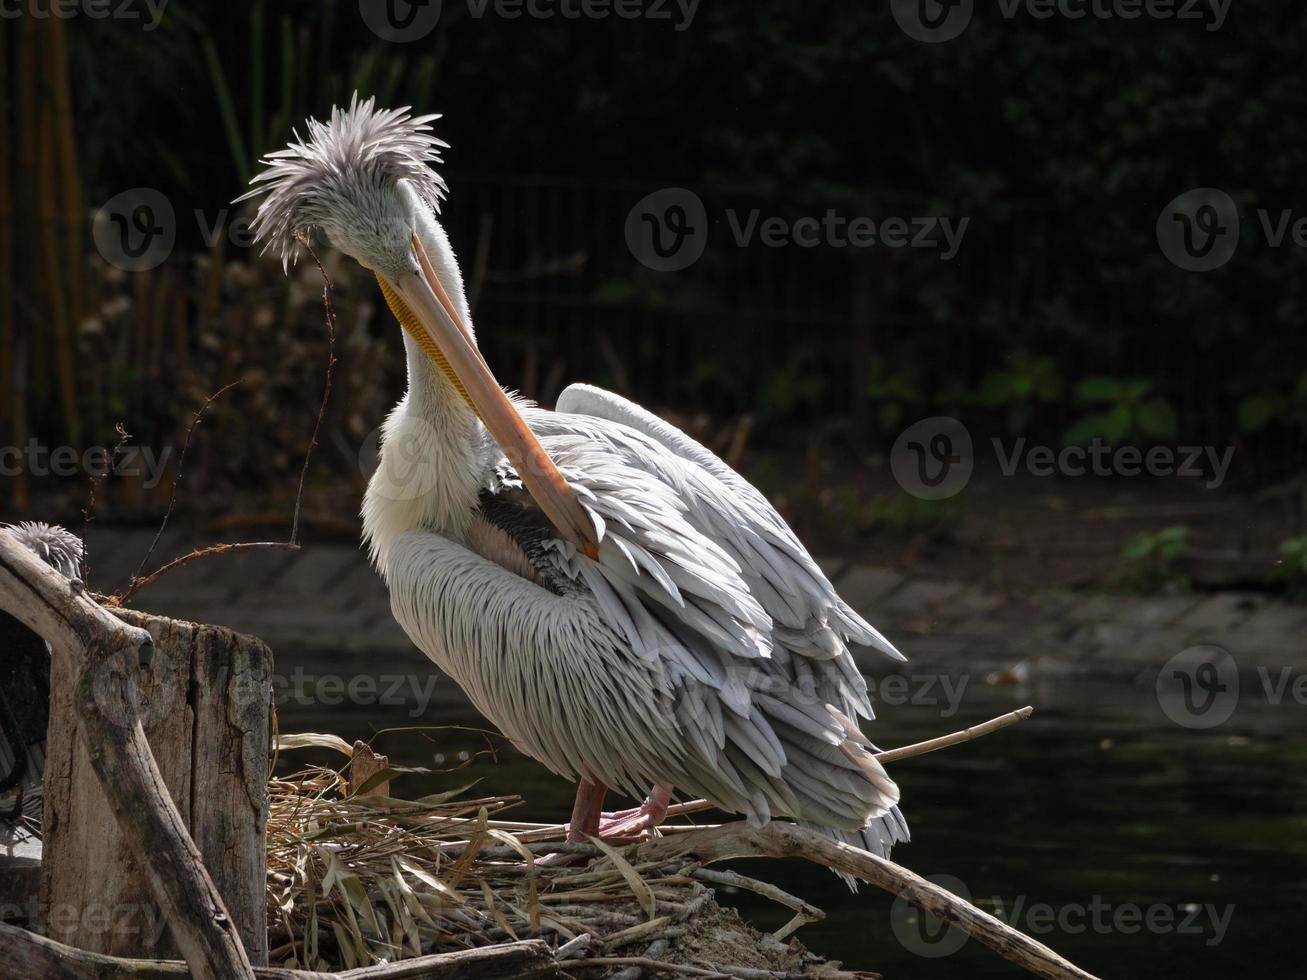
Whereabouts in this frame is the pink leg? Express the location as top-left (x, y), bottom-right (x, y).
top-left (567, 779), bottom-right (608, 842)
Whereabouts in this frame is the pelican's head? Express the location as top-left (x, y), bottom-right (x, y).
top-left (237, 94), bottom-right (448, 281)
top-left (239, 94), bottom-right (598, 558)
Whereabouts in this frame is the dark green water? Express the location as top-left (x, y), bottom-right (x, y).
top-left (276, 657), bottom-right (1306, 979)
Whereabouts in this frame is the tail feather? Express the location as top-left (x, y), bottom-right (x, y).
top-left (802, 804), bottom-right (910, 892)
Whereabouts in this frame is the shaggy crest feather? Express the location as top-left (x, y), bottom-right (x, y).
top-left (4, 521), bottom-right (83, 578)
top-left (235, 93), bottom-right (448, 268)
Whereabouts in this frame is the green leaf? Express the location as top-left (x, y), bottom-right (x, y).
top-left (1102, 404), bottom-right (1133, 443)
top-left (1063, 412), bottom-right (1111, 446)
top-left (1074, 377), bottom-right (1124, 404)
top-left (1122, 534), bottom-right (1154, 560)
top-left (1237, 395), bottom-right (1275, 432)
top-left (1136, 398), bottom-right (1178, 440)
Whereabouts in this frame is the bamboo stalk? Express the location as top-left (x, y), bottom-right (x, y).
top-left (0, 29), bottom-right (13, 432)
top-left (15, 16), bottom-right (40, 419)
top-left (46, 15), bottom-right (84, 330)
top-left (36, 102), bottom-right (80, 447)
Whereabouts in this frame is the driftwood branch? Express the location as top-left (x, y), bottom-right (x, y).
top-left (0, 528), bottom-right (255, 979)
top-left (0, 923), bottom-right (558, 979)
top-left (635, 822), bottom-right (1100, 980)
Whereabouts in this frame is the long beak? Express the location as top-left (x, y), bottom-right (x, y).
top-left (381, 236), bottom-right (600, 560)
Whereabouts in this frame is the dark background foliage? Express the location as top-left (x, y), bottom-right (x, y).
top-left (2, 0), bottom-right (1304, 542)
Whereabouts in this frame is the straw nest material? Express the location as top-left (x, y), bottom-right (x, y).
top-left (265, 760), bottom-right (869, 978)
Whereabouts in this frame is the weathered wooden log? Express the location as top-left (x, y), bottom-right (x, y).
top-left (0, 529), bottom-right (258, 979)
top-left (0, 922), bottom-right (559, 979)
top-left (40, 605), bottom-right (272, 964)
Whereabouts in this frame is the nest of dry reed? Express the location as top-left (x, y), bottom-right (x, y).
top-left (264, 760), bottom-right (860, 978)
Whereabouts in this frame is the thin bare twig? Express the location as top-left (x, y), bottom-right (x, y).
top-left (652, 707), bottom-right (1037, 825)
top-left (78, 422), bottom-right (131, 585)
top-left (117, 232), bottom-right (338, 604)
top-left (874, 705), bottom-right (1034, 764)
top-left (289, 229), bottom-right (337, 548)
top-left (128, 380), bottom-right (242, 590)
top-left (116, 541), bottom-right (294, 604)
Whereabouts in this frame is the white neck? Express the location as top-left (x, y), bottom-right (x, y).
top-left (361, 200), bottom-right (492, 579)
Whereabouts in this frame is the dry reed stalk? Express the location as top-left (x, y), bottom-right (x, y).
top-left (264, 762), bottom-right (826, 975)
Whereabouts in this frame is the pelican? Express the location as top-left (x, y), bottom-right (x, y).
top-left (239, 96), bottom-right (909, 872)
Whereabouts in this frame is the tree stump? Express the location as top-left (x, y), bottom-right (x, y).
top-left (39, 609), bottom-right (272, 965)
